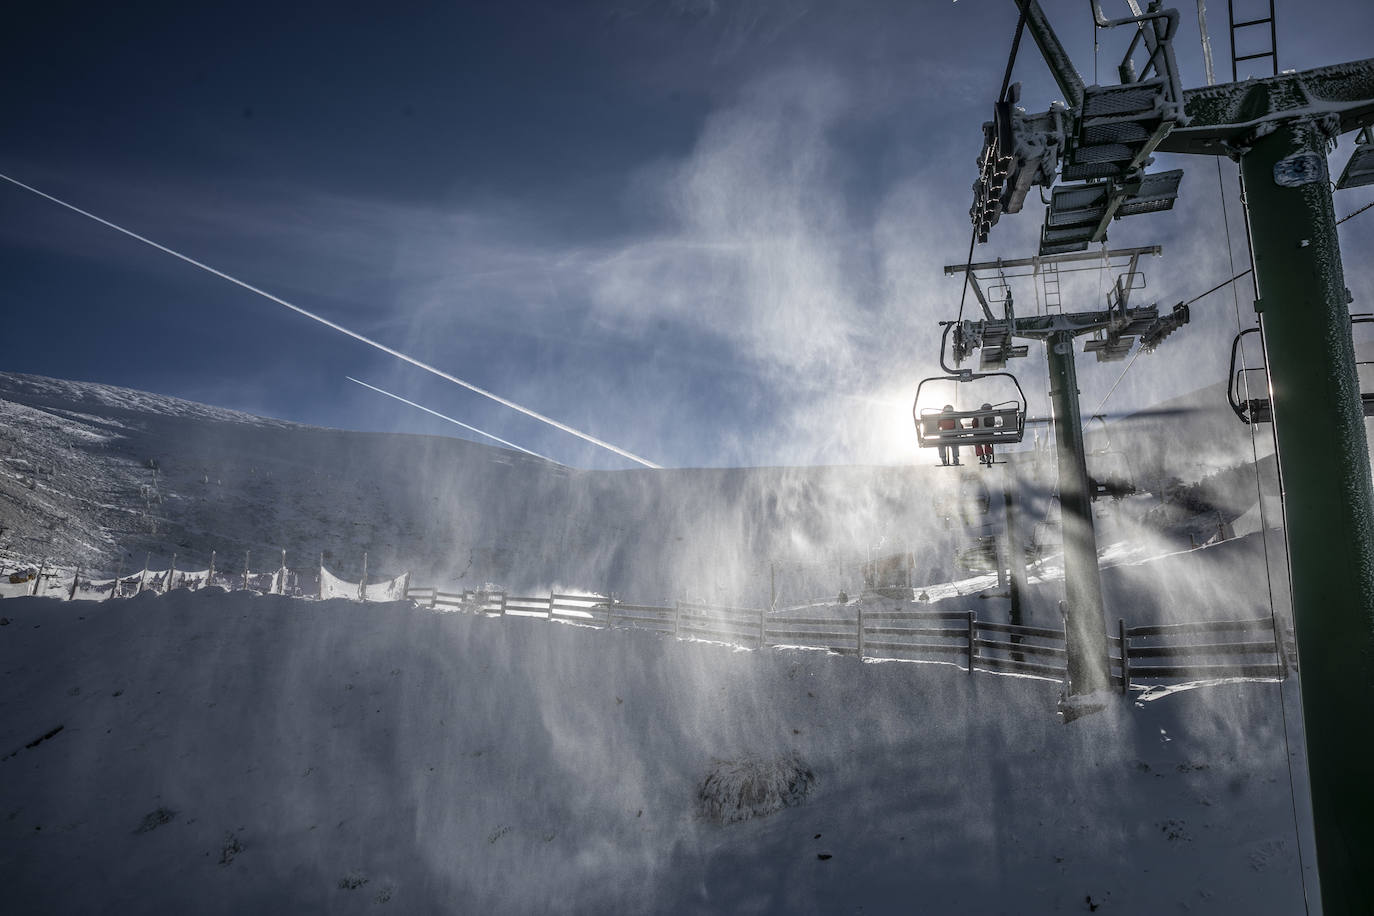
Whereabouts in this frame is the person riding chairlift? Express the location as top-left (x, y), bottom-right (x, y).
top-left (937, 405), bottom-right (960, 466)
top-left (975, 403), bottom-right (996, 467)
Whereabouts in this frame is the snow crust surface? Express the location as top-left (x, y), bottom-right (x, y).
top-left (0, 590), bottom-right (1314, 914)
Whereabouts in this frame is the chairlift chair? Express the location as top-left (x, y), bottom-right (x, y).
top-left (913, 322), bottom-right (1029, 452)
top-left (1085, 415), bottom-right (1137, 500)
top-left (1228, 319), bottom-right (1374, 424)
top-left (913, 382), bottom-right (1027, 449)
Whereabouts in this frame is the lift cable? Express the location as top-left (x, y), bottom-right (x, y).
top-left (1196, 0), bottom-right (1218, 87)
top-left (1179, 266), bottom-right (1253, 308)
top-left (955, 230), bottom-right (980, 328)
top-left (1220, 158), bottom-right (1313, 916)
top-left (998, 4), bottom-right (1029, 103)
top-left (956, 6), bottom-right (1029, 326)
top-left (1080, 163), bottom-right (1306, 912)
top-left (1087, 265), bottom-right (1253, 422)
top-left (1221, 168), bottom-right (1281, 623)
top-left (1088, 346), bottom-right (1146, 423)
top-left (1337, 198), bottom-right (1374, 226)
top-left (1090, 2), bottom-right (1100, 86)
top-left (1210, 5), bottom-right (1309, 905)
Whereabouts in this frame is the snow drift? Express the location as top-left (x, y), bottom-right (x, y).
top-left (0, 590), bottom-right (1313, 914)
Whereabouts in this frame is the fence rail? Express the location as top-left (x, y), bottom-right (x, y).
top-left (1114, 614), bottom-right (1288, 691)
top-left (3, 558), bottom-right (1291, 689)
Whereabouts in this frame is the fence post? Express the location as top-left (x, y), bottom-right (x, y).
top-left (1119, 618), bottom-right (1130, 695)
top-left (674, 600), bottom-right (681, 638)
top-left (109, 557), bottom-right (123, 601)
top-left (1266, 615), bottom-right (1290, 673)
top-left (69, 567), bottom-right (80, 600)
top-left (318, 553), bottom-right (324, 599)
top-left (243, 551), bottom-right (250, 592)
top-left (770, 562), bottom-right (776, 611)
top-left (857, 600), bottom-right (865, 660)
top-left (207, 550), bottom-right (215, 590)
top-left (359, 552), bottom-right (367, 602)
top-left (280, 549), bottom-right (287, 595)
top-left (499, 592), bottom-right (507, 616)
top-left (967, 611), bottom-right (977, 675)
top-left (168, 553), bottom-right (176, 592)
top-left (430, 586), bottom-right (438, 610)
top-left (137, 554), bottom-right (149, 596)
top-left (759, 604), bottom-right (767, 650)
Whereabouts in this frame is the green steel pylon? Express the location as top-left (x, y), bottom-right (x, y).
top-left (1158, 67), bottom-right (1374, 911)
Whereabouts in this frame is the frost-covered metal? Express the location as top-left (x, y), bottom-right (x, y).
top-left (976, 1), bottom-right (1189, 255)
top-left (940, 246), bottom-right (1189, 700)
top-left (1131, 38), bottom-right (1374, 916)
top-left (1336, 127), bottom-right (1374, 189)
top-left (1155, 58), bottom-right (1374, 156)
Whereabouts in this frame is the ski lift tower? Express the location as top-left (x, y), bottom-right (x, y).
top-left (1157, 53), bottom-right (1374, 916)
top-left (975, 1), bottom-right (1374, 909)
top-left (943, 246), bottom-right (1189, 702)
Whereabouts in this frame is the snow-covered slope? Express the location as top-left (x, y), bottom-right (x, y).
top-left (0, 372), bottom-right (961, 607)
top-left (0, 372), bottom-right (1317, 912)
top-left (0, 591), bottom-right (1314, 914)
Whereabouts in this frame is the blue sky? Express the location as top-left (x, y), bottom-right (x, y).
top-left (2, 0), bottom-right (1372, 468)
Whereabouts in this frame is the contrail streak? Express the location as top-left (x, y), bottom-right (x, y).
top-left (0, 171), bottom-right (663, 469)
top-left (346, 376), bottom-right (556, 464)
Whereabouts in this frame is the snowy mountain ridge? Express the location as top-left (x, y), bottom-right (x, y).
top-left (0, 371), bottom-right (961, 608)
top-left (0, 371), bottom-right (301, 432)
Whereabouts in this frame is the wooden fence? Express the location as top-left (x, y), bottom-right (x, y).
top-left (402, 584), bottom-right (1290, 688)
top-left (3, 558), bottom-right (1290, 689)
top-left (1113, 615), bottom-right (1291, 692)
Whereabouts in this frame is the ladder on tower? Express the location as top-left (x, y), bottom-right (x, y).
top-left (1228, 0), bottom-right (1278, 80)
top-left (1041, 261), bottom-right (1062, 313)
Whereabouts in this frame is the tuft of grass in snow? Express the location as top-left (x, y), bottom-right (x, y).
top-left (219, 832), bottom-right (242, 866)
top-left (133, 807), bottom-right (176, 834)
top-left (697, 754), bottom-right (816, 825)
